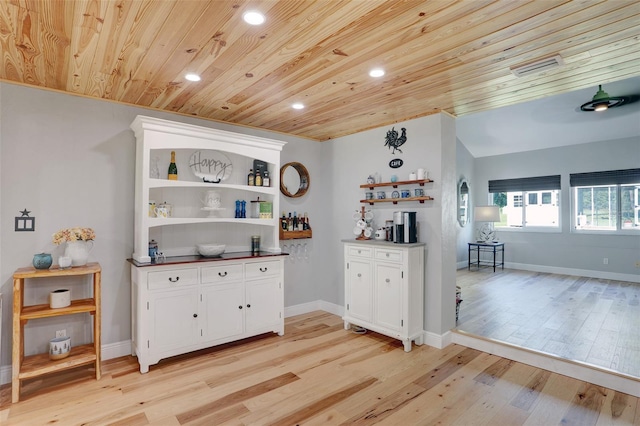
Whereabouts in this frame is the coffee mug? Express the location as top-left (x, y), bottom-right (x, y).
top-left (365, 192), bottom-right (374, 200)
top-left (375, 228), bottom-right (386, 240)
top-left (154, 206), bottom-right (168, 218)
top-left (414, 188), bottom-right (424, 197)
top-left (401, 190), bottom-right (410, 198)
top-left (357, 219), bottom-right (367, 229)
top-left (391, 190), bottom-right (400, 198)
top-left (377, 191), bottom-right (386, 199)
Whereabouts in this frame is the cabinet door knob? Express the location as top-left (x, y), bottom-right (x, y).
top-left (358, 250), bottom-right (361, 254)
top-left (218, 271), bottom-right (227, 277)
top-left (246, 304), bottom-right (251, 308)
top-left (238, 305), bottom-right (243, 309)
top-left (168, 277), bottom-right (179, 282)
top-left (193, 313), bottom-right (198, 318)
top-left (385, 278), bottom-right (390, 283)
top-left (357, 273), bottom-right (362, 278)
top-left (259, 267), bottom-right (268, 272)
top-left (386, 253), bottom-right (390, 257)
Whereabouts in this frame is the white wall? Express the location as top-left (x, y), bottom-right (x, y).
top-left (326, 113), bottom-right (457, 335)
top-left (456, 140), bottom-right (475, 267)
top-left (0, 82), bottom-right (314, 369)
top-left (473, 137), bottom-right (640, 280)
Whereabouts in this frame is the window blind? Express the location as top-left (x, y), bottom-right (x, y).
top-left (488, 175), bottom-right (560, 193)
top-left (569, 168), bottom-right (640, 187)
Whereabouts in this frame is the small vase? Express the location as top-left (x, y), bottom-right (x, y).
top-left (64, 240), bottom-right (94, 267)
top-left (33, 253), bottom-right (53, 270)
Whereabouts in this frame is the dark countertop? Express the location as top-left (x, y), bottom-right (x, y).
top-left (341, 239), bottom-right (425, 248)
top-left (127, 251), bottom-right (287, 267)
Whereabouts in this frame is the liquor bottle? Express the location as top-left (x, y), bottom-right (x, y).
top-left (303, 212), bottom-right (309, 230)
top-left (263, 170), bottom-right (270, 187)
top-left (168, 151), bottom-right (178, 180)
top-left (287, 212), bottom-right (293, 231)
top-left (248, 169), bottom-right (255, 186)
top-left (255, 169), bottom-right (263, 186)
top-left (281, 211), bottom-right (287, 230)
top-left (293, 212), bottom-right (298, 231)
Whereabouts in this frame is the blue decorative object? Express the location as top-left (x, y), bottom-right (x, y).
top-left (241, 200), bottom-right (247, 218)
top-left (235, 200), bottom-right (241, 218)
top-left (390, 175), bottom-right (398, 183)
top-left (33, 253), bottom-right (52, 270)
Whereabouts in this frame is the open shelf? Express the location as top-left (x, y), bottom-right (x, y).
top-left (21, 298), bottom-right (97, 320)
top-left (279, 228), bottom-right (312, 240)
top-left (360, 196), bottom-right (434, 205)
top-left (18, 344), bottom-right (97, 380)
top-left (360, 179), bottom-right (433, 189)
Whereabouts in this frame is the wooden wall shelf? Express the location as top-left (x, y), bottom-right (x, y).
top-left (360, 196), bottom-right (434, 205)
top-left (360, 179), bottom-right (433, 189)
top-left (279, 228), bottom-right (312, 240)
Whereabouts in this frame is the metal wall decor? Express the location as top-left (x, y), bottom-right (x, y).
top-left (15, 209), bottom-right (35, 231)
top-left (384, 127), bottom-right (407, 154)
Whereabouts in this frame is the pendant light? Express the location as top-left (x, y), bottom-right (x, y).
top-left (580, 85), bottom-right (627, 112)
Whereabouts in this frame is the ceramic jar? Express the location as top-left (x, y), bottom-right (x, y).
top-left (33, 253), bottom-right (53, 270)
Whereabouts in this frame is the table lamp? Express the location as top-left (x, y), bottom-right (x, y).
top-left (474, 205), bottom-right (500, 242)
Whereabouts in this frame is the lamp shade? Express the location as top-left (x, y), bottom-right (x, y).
top-left (474, 206), bottom-right (500, 222)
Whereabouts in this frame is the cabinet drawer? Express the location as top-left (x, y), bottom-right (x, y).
top-left (245, 260), bottom-right (281, 279)
top-left (375, 248), bottom-right (403, 263)
top-left (201, 264), bottom-right (243, 284)
top-left (347, 245), bottom-right (373, 258)
top-left (148, 268), bottom-right (198, 290)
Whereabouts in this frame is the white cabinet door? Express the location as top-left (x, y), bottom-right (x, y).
top-left (374, 262), bottom-right (403, 333)
top-left (346, 258), bottom-right (373, 323)
top-left (245, 277), bottom-right (281, 332)
top-left (149, 289), bottom-right (199, 353)
top-left (201, 282), bottom-right (244, 342)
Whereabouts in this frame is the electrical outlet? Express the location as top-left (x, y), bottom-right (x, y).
top-left (603, 258), bottom-right (608, 265)
top-left (55, 329), bottom-right (66, 338)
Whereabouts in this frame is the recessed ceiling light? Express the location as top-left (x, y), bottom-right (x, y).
top-left (292, 103), bottom-right (305, 110)
top-left (185, 73), bottom-right (201, 82)
top-left (243, 11), bottom-right (265, 25)
top-left (369, 68), bottom-right (385, 78)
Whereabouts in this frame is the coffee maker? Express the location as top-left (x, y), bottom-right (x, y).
top-left (393, 211), bottom-right (417, 243)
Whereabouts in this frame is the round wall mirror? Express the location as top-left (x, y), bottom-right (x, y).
top-left (458, 178), bottom-right (469, 227)
top-left (280, 162), bottom-right (310, 198)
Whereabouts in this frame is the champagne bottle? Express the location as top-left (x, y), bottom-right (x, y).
top-left (168, 151), bottom-right (178, 180)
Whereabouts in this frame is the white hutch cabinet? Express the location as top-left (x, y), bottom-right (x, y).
top-left (343, 240), bottom-right (425, 352)
top-left (129, 116), bottom-right (286, 373)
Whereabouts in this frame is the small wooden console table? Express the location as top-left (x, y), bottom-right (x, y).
top-left (468, 242), bottom-right (505, 272)
top-left (12, 263), bottom-right (101, 402)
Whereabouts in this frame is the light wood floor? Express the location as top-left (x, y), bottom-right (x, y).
top-left (1, 311), bottom-right (639, 425)
top-left (456, 268), bottom-right (640, 378)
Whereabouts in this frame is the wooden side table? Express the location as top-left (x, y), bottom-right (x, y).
top-left (12, 262), bottom-right (101, 402)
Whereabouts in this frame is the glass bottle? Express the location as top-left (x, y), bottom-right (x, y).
top-left (255, 169), bottom-right (262, 186)
top-left (263, 170), bottom-right (270, 187)
top-left (168, 151), bottom-right (178, 180)
top-left (248, 169), bottom-right (255, 186)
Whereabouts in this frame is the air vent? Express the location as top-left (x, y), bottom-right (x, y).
top-left (510, 55), bottom-right (563, 77)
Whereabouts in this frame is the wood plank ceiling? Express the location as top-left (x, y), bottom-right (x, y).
top-left (1, 0), bottom-right (639, 141)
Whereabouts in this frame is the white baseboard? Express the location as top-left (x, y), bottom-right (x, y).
top-left (451, 330), bottom-right (640, 398)
top-left (284, 300), bottom-right (343, 318)
top-left (505, 262), bottom-right (639, 283)
top-left (423, 330), bottom-right (452, 349)
top-left (458, 260), bottom-right (639, 283)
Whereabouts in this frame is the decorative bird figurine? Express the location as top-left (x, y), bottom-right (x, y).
top-left (384, 127), bottom-right (407, 154)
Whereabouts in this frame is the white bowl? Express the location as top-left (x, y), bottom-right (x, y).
top-left (197, 244), bottom-right (226, 257)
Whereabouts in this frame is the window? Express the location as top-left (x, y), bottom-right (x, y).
top-left (570, 168), bottom-right (640, 232)
top-left (489, 175), bottom-right (561, 229)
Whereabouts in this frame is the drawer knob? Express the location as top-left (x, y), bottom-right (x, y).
top-left (168, 277), bottom-right (180, 282)
top-left (358, 250), bottom-right (361, 254)
top-left (238, 305), bottom-right (243, 309)
top-left (386, 253), bottom-right (390, 257)
top-left (193, 313), bottom-right (198, 318)
top-left (357, 273), bottom-right (362, 278)
top-left (246, 304), bottom-right (251, 308)
top-left (218, 271), bottom-right (227, 277)
top-left (260, 267), bottom-right (268, 272)
top-left (385, 278), bottom-right (390, 283)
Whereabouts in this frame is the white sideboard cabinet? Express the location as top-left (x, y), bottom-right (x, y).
top-left (130, 256), bottom-right (284, 373)
top-left (342, 240), bottom-right (425, 352)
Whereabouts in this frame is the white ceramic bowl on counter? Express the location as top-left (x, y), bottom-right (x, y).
top-left (197, 244), bottom-right (226, 257)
